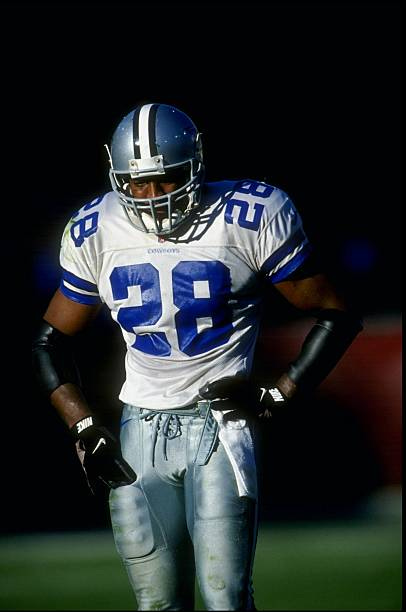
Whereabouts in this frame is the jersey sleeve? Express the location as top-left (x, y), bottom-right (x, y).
top-left (58, 214), bottom-right (102, 305)
top-left (256, 190), bottom-right (313, 283)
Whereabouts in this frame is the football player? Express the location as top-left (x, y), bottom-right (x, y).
top-left (32, 103), bottom-right (362, 610)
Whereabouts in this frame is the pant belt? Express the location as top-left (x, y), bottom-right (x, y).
top-left (135, 400), bottom-right (217, 467)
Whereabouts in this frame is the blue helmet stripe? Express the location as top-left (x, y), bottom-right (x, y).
top-left (148, 103), bottom-right (159, 157)
top-left (132, 106), bottom-right (141, 159)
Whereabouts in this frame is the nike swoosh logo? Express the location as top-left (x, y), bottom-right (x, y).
top-left (92, 438), bottom-right (106, 454)
top-left (259, 387), bottom-right (267, 403)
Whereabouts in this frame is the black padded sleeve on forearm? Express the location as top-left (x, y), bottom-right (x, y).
top-left (286, 309), bottom-right (363, 391)
top-left (32, 320), bottom-right (81, 396)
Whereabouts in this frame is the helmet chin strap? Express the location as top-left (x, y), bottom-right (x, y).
top-left (184, 192), bottom-right (195, 213)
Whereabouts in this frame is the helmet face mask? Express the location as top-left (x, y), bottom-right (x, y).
top-left (106, 103), bottom-right (205, 235)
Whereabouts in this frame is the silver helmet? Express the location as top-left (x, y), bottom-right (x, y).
top-left (106, 103), bottom-right (205, 235)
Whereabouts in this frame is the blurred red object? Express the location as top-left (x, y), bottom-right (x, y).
top-left (258, 316), bottom-right (402, 485)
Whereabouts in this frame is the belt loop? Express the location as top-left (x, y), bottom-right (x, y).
top-left (197, 399), bottom-right (210, 417)
top-left (194, 403), bottom-right (219, 466)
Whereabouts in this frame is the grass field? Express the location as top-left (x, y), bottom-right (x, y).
top-left (0, 506), bottom-right (401, 611)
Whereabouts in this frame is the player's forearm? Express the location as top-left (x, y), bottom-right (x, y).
top-left (50, 383), bottom-right (93, 429)
top-left (276, 308), bottom-right (363, 399)
top-left (32, 320), bottom-right (92, 429)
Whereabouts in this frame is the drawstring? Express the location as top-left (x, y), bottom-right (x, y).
top-left (140, 411), bottom-right (182, 466)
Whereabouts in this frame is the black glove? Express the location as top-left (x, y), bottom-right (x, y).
top-left (71, 416), bottom-right (137, 494)
top-left (199, 376), bottom-right (287, 422)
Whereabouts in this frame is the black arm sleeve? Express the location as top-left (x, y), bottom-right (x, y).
top-left (286, 309), bottom-right (363, 391)
top-left (32, 320), bottom-right (81, 396)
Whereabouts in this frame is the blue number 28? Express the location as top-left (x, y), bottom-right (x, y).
top-left (110, 260), bottom-right (233, 357)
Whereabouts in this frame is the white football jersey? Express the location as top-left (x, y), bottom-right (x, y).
top-left (59, 179), bottom-right (312, 409)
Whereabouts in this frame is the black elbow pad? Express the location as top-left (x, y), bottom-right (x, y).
top-left (287, 309), bottom-right (363, 391)
top-left (32, 321), bottom-right (81, 396)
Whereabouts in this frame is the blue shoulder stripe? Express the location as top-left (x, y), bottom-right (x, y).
top-left (261, 228), bottom-right (307, 274)
top-left (61, 269), bottom-right (98, 292)
top-left (268, 243), bottom-right (313, 283)
top-left (59, 281), bottom-right (101, 305)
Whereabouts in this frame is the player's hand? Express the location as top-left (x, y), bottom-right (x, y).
top-left (199, 376), bottom-right (287, 422)
top-left (71, 416), bottom-right (137, 494)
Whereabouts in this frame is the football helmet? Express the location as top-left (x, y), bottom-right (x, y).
top-left (106, 103), bottom-right (205, 235)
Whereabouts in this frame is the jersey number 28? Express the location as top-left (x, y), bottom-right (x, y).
top-left (110, 260), bottom-right (233, 357)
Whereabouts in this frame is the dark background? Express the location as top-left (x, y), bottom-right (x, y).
top-left (6, 2), bottom-right (403, 534)
top-left (28, 1), bottom-right (402, 316)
